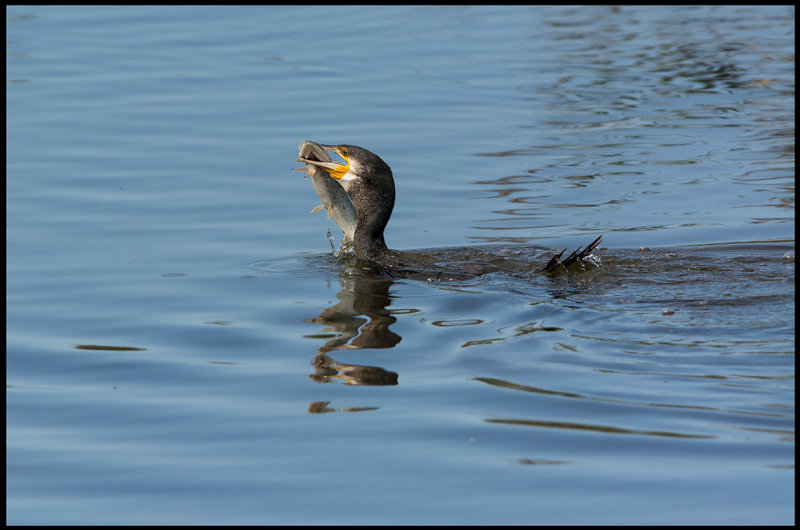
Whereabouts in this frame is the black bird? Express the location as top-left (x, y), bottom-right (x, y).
top-left (298, 141), bottom-right (602, 278)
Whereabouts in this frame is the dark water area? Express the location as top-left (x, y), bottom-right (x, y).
top-left (7, 5), bottom-right (794, 525)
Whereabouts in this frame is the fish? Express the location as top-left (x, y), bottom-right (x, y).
top-left (296, 140), bottom-right (357, 243)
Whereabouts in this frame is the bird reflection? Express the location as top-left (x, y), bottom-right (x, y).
top-left (307, 401), bottom-right (379, 414)
top-left (309, 354), bottom-right (398, 385)
top-left (305, 266), bottom-right (401, 387)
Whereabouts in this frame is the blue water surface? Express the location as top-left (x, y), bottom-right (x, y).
top-left (7, 5), bottom-right (794, 525)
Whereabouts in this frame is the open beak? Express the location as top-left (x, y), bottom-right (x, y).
top-left (297, 143), bottom-right (350, 180)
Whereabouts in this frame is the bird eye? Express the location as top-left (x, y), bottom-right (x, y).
top-left (339, 146), bottom-right (348, 157)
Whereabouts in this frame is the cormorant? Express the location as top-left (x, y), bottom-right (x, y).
top-left (297, 141), bottom-right (602, 278)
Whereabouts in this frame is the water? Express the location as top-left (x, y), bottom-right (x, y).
top-left (6, 5), bottom-right (794, 525)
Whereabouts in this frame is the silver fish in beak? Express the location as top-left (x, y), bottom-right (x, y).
top-left (296, 140), bottom-right (357, 243)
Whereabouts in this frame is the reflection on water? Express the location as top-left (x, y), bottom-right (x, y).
top-left (306, 270), bottom-right (400, 353)
top-left (307, 401), bottom-right (379, 414)
top-left (309, 354), bottom-right (398, 386)
top-left (293, 242), bottom-right (792, 448)
top-left (74, 344), bottom-right (147, 352)
top-left (474, 375), bottom-right (781, 440)
top-left (485, 417), bottom-right (713, 439)
top-left (304, 267), bottom-right (400, 387)
top-left (295, 241), bottom-right (793, 390)
top-left (294, 240), bottom-right (606, 390)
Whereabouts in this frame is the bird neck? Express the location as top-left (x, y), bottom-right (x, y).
top-left (349, 173), bottom-right (394, 262)
top-left (353, 217), bottom-right (390, 260)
